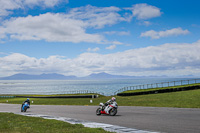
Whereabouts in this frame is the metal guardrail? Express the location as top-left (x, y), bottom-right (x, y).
top-left (0, 91), bottom-right (104, 97)
top-left (16, 95), bottom-right (98, 98)
top-left (114, 79), bottom-right (200, 95)
top-left (63, 90), bottom-right (104, 96)
top-left (0, 96), bottom-right (15, 98)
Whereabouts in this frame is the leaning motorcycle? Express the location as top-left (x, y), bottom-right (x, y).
top-left (21, 102), bottom-right (30, 112)
top-left (96, 101), bottom-right (118, 116)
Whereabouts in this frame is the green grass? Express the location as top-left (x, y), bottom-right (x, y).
top-left (1, 89), bottom-right (200, 108)
top-left (0, 113), bottom-right (110, 133)
top-left (0, 94), bottom-right (111, 106)
top-left (117, 89), bottom-right (200, 108)
top-left (121, 83), bottom-right (200, 93)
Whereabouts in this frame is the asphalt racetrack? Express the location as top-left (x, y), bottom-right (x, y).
top-left (1, 103), bottom-right (200, 133)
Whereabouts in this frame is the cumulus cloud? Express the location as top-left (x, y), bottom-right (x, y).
top-left (138, 21), bottom-right (151, 26)
top-left (126, 3), bottom-right (162, 20)
top-left (141, 27), bottom-right (190, 39)
top-left (1, 40), bottom-right (200, 77)
top-left (0, 0), bottom-right (21, 17)
top-left (106, 45), bottom-right (116, 50)
top-left (87, 47), bottom-right (100, 52)
top-left (0, 0), bottom-right (66, 17)
top-left (68, 5), bottom-right (128, 29)
top-left (0, 5), bottom-right (130, 43)
top-left (104, 31), bottom-right (130, 36)
top-left (24, 0), bottom-right (66, 8)
top-left (0, 3), bottom-right (163, 43)
top-left (0, 13), bottom-right (104, 43)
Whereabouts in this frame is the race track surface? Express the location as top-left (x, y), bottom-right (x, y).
top-left (1, 103), bottom-right (200, 133)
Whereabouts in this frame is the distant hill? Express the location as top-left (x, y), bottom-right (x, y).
top-left (0, 72), bottom-right (168, 80)
top-left (84, 72), bottom-right (137, 79)
top-left (0, 73), bottom-right (77, 80)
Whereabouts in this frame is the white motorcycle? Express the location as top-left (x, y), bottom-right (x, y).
top-left (96, 101), bottom-right (118, 116)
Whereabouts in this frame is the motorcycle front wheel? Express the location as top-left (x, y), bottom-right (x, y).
top-left (24, 107), bottom-right (27, 112)
top-left (96, 107), bottom-right (101, 115)
top-left (109, 108), bottom-right (117, 116)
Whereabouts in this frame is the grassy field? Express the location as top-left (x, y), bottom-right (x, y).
top-left (121, 83), bottom-right (200, 93)
top-left (0, 113), bottom-right (110, 133)
top-left (1, 89), bottom-right (200, 108)
top-left (118, 89), bottom-right (200, 108)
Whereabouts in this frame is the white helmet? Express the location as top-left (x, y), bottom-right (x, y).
top-left (111, 97), bottom-right (116, 101)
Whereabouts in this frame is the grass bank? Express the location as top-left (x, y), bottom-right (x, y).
top-left (0, 113), bottom-right (110, 133)
top-left (118, 89), bottom-right (200, 108)
top-left (120, 83), bottom-right (200, 93)
top-left (1, 89), bottom-right (200, 108)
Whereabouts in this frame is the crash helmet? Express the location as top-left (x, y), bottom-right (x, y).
top-left (111, 97), bottom-right (116, 101)
top-left (27, 98), bottom-right (30, 101)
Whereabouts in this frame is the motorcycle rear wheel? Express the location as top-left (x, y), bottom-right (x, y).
top-left (96, 107), bottom-right (101, 115)
top-left (109, 108), bottom-right (117, 116)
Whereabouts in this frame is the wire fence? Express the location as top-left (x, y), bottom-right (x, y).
top-left (114, 79), bottom-right (200, 95)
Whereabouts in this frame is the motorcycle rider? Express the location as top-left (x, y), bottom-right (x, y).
top-left (24, 98), bottom-right (30, 105)
top-left (21, 98), bottom-right (30, 109)
top-left (104, 97), bottom-right (116, 114)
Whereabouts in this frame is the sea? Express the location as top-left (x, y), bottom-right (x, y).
top-left (0, 78), bottom-right (199, 96)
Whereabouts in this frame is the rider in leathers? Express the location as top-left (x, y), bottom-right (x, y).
top-left (104, 97), bottom-right (116, 114)
top-left (21, 98), bottom-right (30, 109)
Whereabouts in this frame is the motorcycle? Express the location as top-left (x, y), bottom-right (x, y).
top-left (21, 102), bottom-right (30, 112)
top-left (96, 101), bottom-right (118, 116)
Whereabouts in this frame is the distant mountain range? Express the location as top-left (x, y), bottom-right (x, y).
top-left (0, 72), bottom-right (168, 80)
top-left (0, 73), bottom-right (76, 80)
top-left (0, 72), bottom-right (197, 80)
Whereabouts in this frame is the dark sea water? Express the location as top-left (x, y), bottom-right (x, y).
top-left (0, 78), bottom-right (199, 96)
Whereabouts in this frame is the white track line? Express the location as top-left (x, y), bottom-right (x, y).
top-left (16, 113), bottom-right (159, 133)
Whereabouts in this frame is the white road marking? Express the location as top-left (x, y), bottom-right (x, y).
top-left (16, 113), bottom-right (159, 133)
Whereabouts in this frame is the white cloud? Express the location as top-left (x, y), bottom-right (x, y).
top-left (112, 41), bottom-right (123, 45)
top-left (106, 45), bottom-right (116, 50)
top-left (104, 31), bottom-right (130, 36)
top-left (0, 13), bottom-right (105, 43)
top-left (0, 5), bottom-right (131, 43)
top-left (87, 47), bottom-right (100, 52)
top-left (141, 27), bottom-right (190, 39)
top-left (139, 21), bottom-right (151, 26)
top-left (126, 3), bottom-right (162, 20)
top-left (68, 5), bottom-right (127, 29)
top-left (0, 0), bottom-right (66, 17)
top-left (0, 0), bottom-right (21, 17)
top-left (24, 0), bottom-right (66, 8)
top-left (1, 40), bottom-right (200, 77)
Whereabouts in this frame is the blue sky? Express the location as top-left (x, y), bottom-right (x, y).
top-left (0, 0), bottom-right (200, 77)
